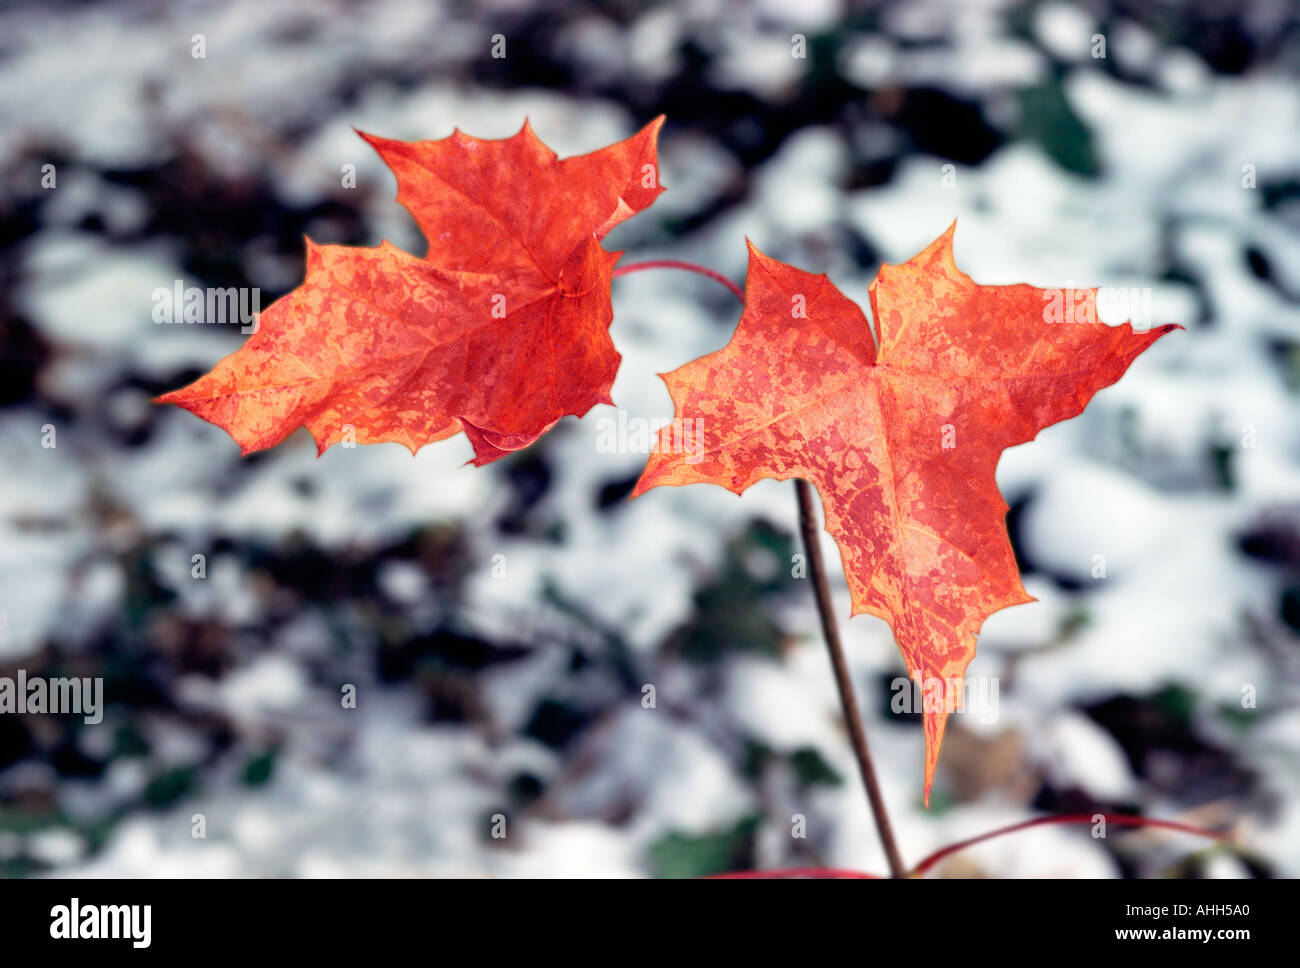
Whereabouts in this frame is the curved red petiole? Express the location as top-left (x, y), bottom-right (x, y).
top-left (612, 259), bottom-right (746, 304)
top-left (908, 811), bottom-right (1231, 878)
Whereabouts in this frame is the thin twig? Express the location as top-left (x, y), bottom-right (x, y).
top-left (795, 479), bottom-right (907, 878)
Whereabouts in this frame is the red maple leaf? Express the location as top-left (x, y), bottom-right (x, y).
top-left (156, 117), bottom-right (665, 465)
top-left (633, 225), bottom-right (1181, 803)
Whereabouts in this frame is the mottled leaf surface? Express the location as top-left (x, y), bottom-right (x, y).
top-left (634, 225), bottom-right (1180, 802)
top-left (157, 117), bottom-right (664, 464)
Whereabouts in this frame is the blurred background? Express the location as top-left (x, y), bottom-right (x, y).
top-left (1, 0), bottom-right (1298, 878)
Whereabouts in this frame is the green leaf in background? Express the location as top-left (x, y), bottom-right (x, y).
top-left (143, 765), bottom-right (198, 809)
top-left (242, 749), bottom-right (278, 787)
top-left (790, 747), bottom-right (843, 788)
top-left (1017, 82), bottom-right (1100, 178)
top-left (648, 814), bottom-right (762, 878)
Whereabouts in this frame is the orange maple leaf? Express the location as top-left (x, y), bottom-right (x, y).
top-left (156, 117), bottom-right (665, 464)
top-left (633, 224), bottom-right (1181, 803)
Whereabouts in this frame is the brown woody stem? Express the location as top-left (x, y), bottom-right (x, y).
top-left (795, 478), bottom-right (907, 878)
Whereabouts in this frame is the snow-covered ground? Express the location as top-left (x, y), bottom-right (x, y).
top-left (1, 0), bottom-right (1298, 877)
